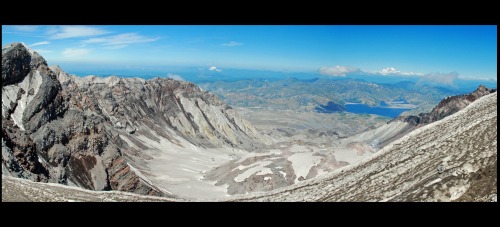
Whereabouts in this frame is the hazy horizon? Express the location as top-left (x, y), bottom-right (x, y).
top-left (2, 25), bottom-right (497, 82)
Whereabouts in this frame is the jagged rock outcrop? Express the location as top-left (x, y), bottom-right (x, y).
top-left (2, 43), bottom-right (162, 195)
top-left (53, 73), bottom-right (267, 151)
top-left (2, 43), bottom-right (47, 86)
top-left (399, 85), bottom-right (496, 125)
top-left (2, 92), bottom-right (496, 202)
top-left (231, 92), bottom-right (497, 202)
top-left (202, 84), bottom-right (497, 197)
top-left (2, 43), bottom-right (267, 197)
top-left (349, 85), bottom-right (497, 149)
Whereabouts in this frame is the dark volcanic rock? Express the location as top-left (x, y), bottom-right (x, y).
top-left (399, 85), bottom-right (496, 126)
top-left (2, 43), bottom-right (33, 86)
top-left (375, 85), bottom-right (496, 149)
top-left (2, 42), bottom-right (266, 198)
top-left (1, 43), bottom-right (166, 197)
top-left (315, 101), bottom-right (346, 113)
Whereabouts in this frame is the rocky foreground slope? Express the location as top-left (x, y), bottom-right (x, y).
top-left (2, 43), bottom-right (268, 198)
top-left (2, 42), bottom-right (496, 201)
top-left (199, 84), bottom-right (495, 196)
top-left (2, 91), bottom-right (496, 201)
top-left (233, 92), bottom-right (497, 201)
top-left (346, 84), bottom-right (496, 149)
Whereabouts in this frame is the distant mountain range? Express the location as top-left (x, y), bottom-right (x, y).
top-left (198, 77), bottom-right (476, 117)
top-left (2, 42), bottom-right (496, 202)
top-left (3, 84), bottom-right (496, 202)
top-left (2, 43), bottom-right (268, 198)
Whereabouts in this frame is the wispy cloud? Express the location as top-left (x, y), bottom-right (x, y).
top-left (33, 49), bottom-right (53, 54)
top-left (458, 76), bottom-right (497, 81)
top-left (319, 65), bottom-right (359, 76)
top-left (167, 73), bottom-right (184, 81)
top-left (11, 25), bottom-right (39, 32)
top-left (62, 48), bottom-right (90, 58)
top-left (30, 41), bottom-right (50, 47)
top-left (417, 72), bottom-right (458, 87)
top-left (222, 41), bottom-right (243, 47)
top-left (209, 66), bottom-right (222, 72)
top-left (83, 33), bottom-right (159, 49)
top-left (378, 67), bottom-right (423, 76)
top-left (49, 26), bottom-right (109, 39)
top-left (2, 25), bottom-right (41, 36)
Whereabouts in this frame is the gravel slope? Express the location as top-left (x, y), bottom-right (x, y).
top-left (3, 92), bottom-right (496, 202)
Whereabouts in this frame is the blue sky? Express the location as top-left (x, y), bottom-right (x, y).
top-left (2, 25), bottom-right (497, 80)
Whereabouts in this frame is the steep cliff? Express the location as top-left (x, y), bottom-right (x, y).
top-left (349, 84), bottom-right (496, 149)
top-left (2, 43), bottom-right (267, 198)
top-left (3, 92), bottom-right (496, 201)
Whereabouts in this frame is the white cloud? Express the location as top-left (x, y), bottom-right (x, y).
top-left (222, 41), bottom-right (243, 47)
top-left (11, 25), bottom-right (39, 32)
top-left (62, 48), bottom-right (90, 57)
top-left (30, 41), bottom-right (50, 47)
top-left (83, 33), bottom-right (159, 48)
top-left (50, 26), bottom-right (109, 39)
top-left (417, 72), bottom-right (458, 86)
top-left (378, 67), bottom-right (423, 76)
top-left (458, 76), bottom-right (497, 81)
top-left (319, 65), bottom-right (359, 76)
top-left (167, 73), bottom-right (184, 81)
top-left (209, 66), bottom-right (222, 72)
top-left (33, 49), bottom-right (52, 54)
top-left (379, 67), bottom-right (399, 75)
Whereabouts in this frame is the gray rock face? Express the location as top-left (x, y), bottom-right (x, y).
top-left (400, 85), bottom-right (496, 126)
top-left (371, 85), bottom-right (497, 149)
top-left (1, 44), bottom-right (162, 196)
top-left (2, 42), bottom-right (267, 197)
top-left (231, 92), bottom-right (497, 202)
top-left (59, 76), bottom-right (268, 151)
top-left (2, 92), bottom-right (496, 202)
top-left (2, 43), bottom-right (34, 86)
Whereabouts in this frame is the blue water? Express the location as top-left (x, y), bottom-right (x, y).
top-left (345, 104), bottom-right (411, 118)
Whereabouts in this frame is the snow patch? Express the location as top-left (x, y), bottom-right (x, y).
top-left (7, 70), bottom-right (44, 131)
top-left (424, 178), bottom-right (442, 187)
top-left (288, 153), bottom-right (322, 184)
top-left (234, 161), bottom-right (273, 182)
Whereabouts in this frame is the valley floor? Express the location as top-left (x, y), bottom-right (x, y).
top-left (4, 92), bottom-right (495, 202)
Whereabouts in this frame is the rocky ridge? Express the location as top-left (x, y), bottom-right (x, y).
top-left (2, 43), bottom-right (267, 197)
top-left (201, 84), bottom-right (496, 196)
top-left (349, 84), bottom-right (497, 149)
top-left (231, 92), bottom-right (497, 201)
top-left (2, 91), bottom-right (496, 202)
top-left (399, 84), bottom-right (496, 125)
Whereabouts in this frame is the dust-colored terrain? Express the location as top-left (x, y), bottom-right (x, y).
top-left (231, 92), bottom-right (497, 201)
top-left (1, 176), bottom-right (178, 202)
top-left (236, 107), bottom-right (389, 145)
top-left (2, 42), bottom-right (496, 202)
top-left (3, 92), bottom-right (496, 202)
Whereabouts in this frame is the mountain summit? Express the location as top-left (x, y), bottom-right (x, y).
top-left (1, 42), bottom-right (496, 201)
top-left (2, 42), bottom-right (268, 198)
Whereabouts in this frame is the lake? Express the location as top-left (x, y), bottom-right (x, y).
top-left (345, 103), bottom-right (411, 118)
top-left (315, 102), bottom-right (412, 118)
